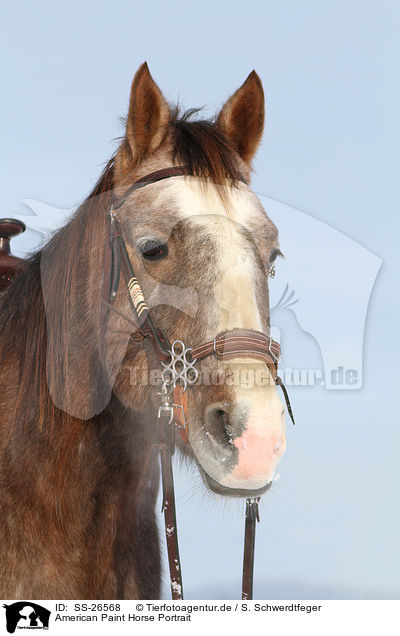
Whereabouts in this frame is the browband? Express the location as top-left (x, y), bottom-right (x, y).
top-left (112, 165), bottom-right (248, 211)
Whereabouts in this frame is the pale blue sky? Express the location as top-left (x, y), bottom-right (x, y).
top-left (1, 0), bottom-right (399, 599)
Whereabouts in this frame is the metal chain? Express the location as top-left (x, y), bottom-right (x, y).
top-left (161, 340), bottom-right (199, 393)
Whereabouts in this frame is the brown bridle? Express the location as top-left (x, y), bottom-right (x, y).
top-left (101, 166), bottom-right (295, 601)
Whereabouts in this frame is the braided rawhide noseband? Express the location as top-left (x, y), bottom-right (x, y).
top-left (101, 166), bottom-right (295, 601)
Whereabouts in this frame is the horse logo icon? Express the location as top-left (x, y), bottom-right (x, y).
top-left (2, 602), bottom-right (51, 633)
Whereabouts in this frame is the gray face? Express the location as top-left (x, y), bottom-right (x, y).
top-left (113, 176), bottom-right (286, 496)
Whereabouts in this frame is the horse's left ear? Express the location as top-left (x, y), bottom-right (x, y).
top-left (216, 70), bottom-right (265, 164)
top-left (116, 62), bottom-right (170, 176)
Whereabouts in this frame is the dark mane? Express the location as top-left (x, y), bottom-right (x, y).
top-left (87, 155), bottom-right (115, 200)
top-left (0, 252), bottom-right (48, 432)
top-left (0, 158), bottom-right (115, 434)
top-left (90, 108), bottom-right (243, 205)
top-left (171, 108), bottom-right (242, 185)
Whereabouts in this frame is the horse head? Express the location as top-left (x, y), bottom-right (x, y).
top-left (100, 64), bottom-right (286, 496)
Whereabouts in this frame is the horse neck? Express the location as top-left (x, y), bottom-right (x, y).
top-left (0, 173), bottom-right (160, 552)
top-left (0, 244), bottom-right (156, 507)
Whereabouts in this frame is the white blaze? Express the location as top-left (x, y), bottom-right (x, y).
top-left (153, 177), bottom-right (285, 491)
top-left (160, 177), bottom-right (263, 332)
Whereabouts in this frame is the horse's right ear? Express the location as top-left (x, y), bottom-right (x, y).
top-left (116, 63), bottom-right (170, 178)
top-left (216, 70), bottom-right (265, 165)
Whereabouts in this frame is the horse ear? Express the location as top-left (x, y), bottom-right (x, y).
top-left (216, 70), bottom-right (265, 165)
top-left (116, 62), bottom-right (170, 175)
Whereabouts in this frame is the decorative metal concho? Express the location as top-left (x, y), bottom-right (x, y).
top-left (161, 340), bottom-right (199, 393)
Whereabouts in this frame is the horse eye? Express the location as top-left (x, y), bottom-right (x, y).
top-left (268, 248), bottom-right (282, 279)
top-left (269, 248), bottom-right (282, 263)
top-left (140, 240), bottom-right (169, 261)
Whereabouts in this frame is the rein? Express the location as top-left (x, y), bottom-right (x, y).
top-left (101, 166), bottom-right (295, 600)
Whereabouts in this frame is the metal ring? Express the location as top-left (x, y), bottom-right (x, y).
top-left (172, 340), bottom-right (185, 356)
top-left (186, 367), bottom-right (199, 384)
top-left (173, 359), bottom-right (185, 373)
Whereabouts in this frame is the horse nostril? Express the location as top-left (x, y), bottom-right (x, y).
top-left (205, 406), bottom-right (234, 446)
